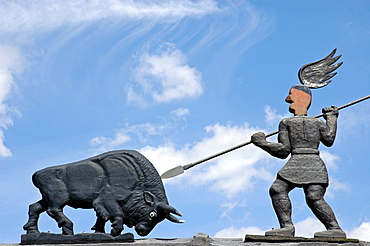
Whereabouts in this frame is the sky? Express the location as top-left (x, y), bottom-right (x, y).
top-left (0, 0), bottom-right (369, 243)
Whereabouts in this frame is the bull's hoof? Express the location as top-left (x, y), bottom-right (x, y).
top-left (62, 227), bottom-right (74, 236)
top-left (26, 229), bottom-right (40, 234)
top-left (93, 230), bottom-right (106, 234)
top-left (23, 224), bottom-right (40, 234)
top-left (110, 228), bottom-right (122, 237)
top-left (91, 226), bottom-right (105, 234)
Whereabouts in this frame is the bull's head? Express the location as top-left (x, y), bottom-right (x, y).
top-left (134, 191), bottom-right (184, 236)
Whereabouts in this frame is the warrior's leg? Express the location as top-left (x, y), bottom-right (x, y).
top-left (265, 178), bottom-right (295, 236)
top-left (304, 184), bottom-right (346, 238)
top-left (23, 199), bottom-right (47, 234)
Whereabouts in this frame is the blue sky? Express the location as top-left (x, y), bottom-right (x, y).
top-left (0, 0), bottom-right (369, 243)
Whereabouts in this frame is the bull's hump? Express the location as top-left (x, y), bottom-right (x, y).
top-left (94, 150), bottom-right (168, 203)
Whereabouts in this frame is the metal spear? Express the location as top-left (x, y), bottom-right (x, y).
top-left (161, 95), bottom-right (370, 179)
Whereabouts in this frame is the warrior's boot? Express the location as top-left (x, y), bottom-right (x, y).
top-left (314, 229), bottom-right (346, 238)
top-left (310, 201), bottom-right (346, 238)
top-left (265, 198), bottom-right (295, 237)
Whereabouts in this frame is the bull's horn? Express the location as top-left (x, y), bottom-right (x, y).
top-left (157, 203), bottom-right (182, 217)
top-left (167, 214), bottom-right (185, 223)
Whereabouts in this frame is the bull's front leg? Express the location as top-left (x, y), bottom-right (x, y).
top-left (91, 215), bottom-right (106, 233)
top-left (96, 192), bottom-right (124, 236)
top-left (110, 216), bottom-right (124, 237)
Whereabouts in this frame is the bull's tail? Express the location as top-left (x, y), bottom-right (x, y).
top-left (31, 171), bottom-right (41, 189)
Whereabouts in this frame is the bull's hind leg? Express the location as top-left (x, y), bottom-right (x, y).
top-left (46, 203), bottom-right (74, 235)
top-left (23, 199), bottom-right (47, 234)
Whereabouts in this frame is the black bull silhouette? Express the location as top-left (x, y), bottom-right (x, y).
top-left (23, 150), bottom-right (183, 236)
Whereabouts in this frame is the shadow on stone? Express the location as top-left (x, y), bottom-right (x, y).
top-left (244, 234), bottom-right (360, 243)
top-left (21, 232), bottom-right (134, 245)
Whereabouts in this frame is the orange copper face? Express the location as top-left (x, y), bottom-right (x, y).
top-left (285, 88), bottom-right (312, 115)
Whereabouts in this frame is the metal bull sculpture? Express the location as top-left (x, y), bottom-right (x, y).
top-left (23, 150), bottom-right (184, 237)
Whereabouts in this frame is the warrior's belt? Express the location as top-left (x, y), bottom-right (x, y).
top-left (291, 148), bottom-right (320, 155)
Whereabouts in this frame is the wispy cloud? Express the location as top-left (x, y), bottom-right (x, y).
top-left (128, 41), bottom-right (203, 106)
top-left (264, 105), bottom-right (290, 127)
top-left (0, 0), bottom-right (220, 33)
top-left (90, 107), bottom-right (190, 153)
top-left (320, 150), bottom-right (340, 171)
top-left (337, 102), bottom-right (370, 139)
top-left (214, 225), bottom-right (265, 238)
top-left (0, 45), bottom-right (24, 157)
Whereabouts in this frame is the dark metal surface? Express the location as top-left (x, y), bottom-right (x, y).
top-left (23, 150), bottom-right (183, 239)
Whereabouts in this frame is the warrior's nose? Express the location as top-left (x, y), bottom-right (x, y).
top-left (285, 95), bottom-right (292, 103)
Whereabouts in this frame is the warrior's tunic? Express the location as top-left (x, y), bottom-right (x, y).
top-left (256, 114), bottom-right (337, 186)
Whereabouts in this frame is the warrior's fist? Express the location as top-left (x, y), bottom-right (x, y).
top-left (251, 132), bottom-right (266, 145)
top-left (322, 106), bottom-right (339, 119)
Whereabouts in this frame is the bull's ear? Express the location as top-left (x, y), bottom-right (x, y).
top-left (144, 191), bottom-right (156, 206)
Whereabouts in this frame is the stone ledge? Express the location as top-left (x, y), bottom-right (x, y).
top-left (3, 232), bottom-right (368, 246)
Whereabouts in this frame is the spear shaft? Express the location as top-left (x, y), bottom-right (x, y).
top-left (161, 95), bottom-right (370, 179)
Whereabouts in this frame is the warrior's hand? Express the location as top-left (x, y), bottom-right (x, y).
top-left (251, 132), bottom-right (266, 145)
top-left (322, 106), bottom-right (339, 119)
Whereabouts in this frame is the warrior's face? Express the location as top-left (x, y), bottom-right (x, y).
top-left (285, 87), bottom-right (311, 115)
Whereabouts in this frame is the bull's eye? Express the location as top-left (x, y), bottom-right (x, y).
top-left (149, 211), bottom-right (157, 218)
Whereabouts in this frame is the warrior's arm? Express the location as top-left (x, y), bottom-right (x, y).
top-left (251, 120), bottom-right (291, 159)
top-left (320, 106), bottom-right (338, 147)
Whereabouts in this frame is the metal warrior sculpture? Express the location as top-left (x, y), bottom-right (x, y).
top-left (251, 49), bottom-right (345, 238)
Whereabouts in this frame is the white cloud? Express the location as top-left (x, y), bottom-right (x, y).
top-left (129, 42), bottom-right (203, 105)
top-left (214, 226), bottom-right (264, 238)
top-left (214, 218), bottom-right (370, 241)
top-left (294, 217), bottom-right (326, 237)
top-left (347, 222), bottom-right (370, 241)
top-left (0, 0), bottom-right (220, 33)
top-left (141, 122), bottom-right (273, 198)
top-left (140, 144), bottom-right (189, 178)
top-left (0, 130), bottom-right (11, 157)
top-left (91, 119), bottom-right (273, 199)
top-left (326, 176), bottom-right (350, 198)
top-left (319, 150), bottom-right (351, 198)
top-left (171, 108), bottom-right (189, 118)
top-left (320, 150), bottom-right (340, 171)
top-left (0, 45), bottom-right (24, 157)
top-left (264, 105), bottom-right (287, 127)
